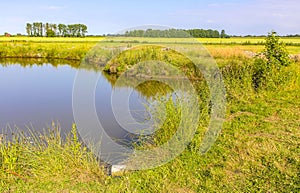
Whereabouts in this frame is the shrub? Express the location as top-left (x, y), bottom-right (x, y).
top-left (264, 31), bottom-right (291, 67)
top-left (252, 31), bottom-right (291, 90)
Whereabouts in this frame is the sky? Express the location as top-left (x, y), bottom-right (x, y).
top-left (1, 0), bottom-right (299, 36)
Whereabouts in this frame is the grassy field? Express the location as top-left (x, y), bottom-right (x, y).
top-left (1, 37), bottom-right (300, 61)
top-left (0, 36), bottom-right (105, 43)
top-left (1, 36), bottom-right (300, 44)
top-left (0, 36), bottom-right (300, 192)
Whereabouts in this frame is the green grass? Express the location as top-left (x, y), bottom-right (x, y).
top-left (0, 36), bottom-right (105, 43)
top-left (0, 37), bottom-right (299, 62)
top-left (1, 36), bottom-right (300, 45)
top-left (0, 38), bottom-right (299, 192)
top-left (0, 42), bottom-right (92, 60)
top-left (0, 124), bottom-right (106, 192)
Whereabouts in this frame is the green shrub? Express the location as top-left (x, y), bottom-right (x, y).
top-left (264, 31), bottom-right (291, 67)
top-left (252, 31), bottom-right (292, 90)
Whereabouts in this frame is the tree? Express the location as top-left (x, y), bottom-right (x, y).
top-left (46, 29), bottom-right (55, 37)
top-left (80, 24), bottom-right (88, 37)
top-left (26, 23), bottom-right (32, 36)
top-left (43, 23), bottom-right (49, 36)
top-left (25, 22), bottom-right (88, 37)
top-left (264, 31), bottom-right (291, 67)
top-left (58, 24), bottom-right (67, 37)
top-left (4, 32), bottom-right (11, 37)
top-left (38, 22), bottom-right (43, 37)
top-left (52, 24), bottom-right (57, 36)
top-left (32, 22), bottom-right (38, 36)
top-left (44, 23), bottom-right (57, 37)
top-left (67, 24), bottom-right (75, 37)
top-left (252, 31), bottom-right (291, 89)
top-left (221, 30), bottom-right (226, 38)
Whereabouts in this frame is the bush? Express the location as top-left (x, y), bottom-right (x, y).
top-left (252, 31), bottom-right (291, 90)
top-left (264, 31), bottom-right (291, 67)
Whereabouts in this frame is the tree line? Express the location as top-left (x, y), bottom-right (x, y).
top-left (186, 29), bottom-right (229, 38)
top-left (121, 28), bottom-right (229, 38)
top-left (26, 22), bottom-right (88, 37)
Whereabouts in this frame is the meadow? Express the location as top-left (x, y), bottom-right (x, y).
top-left (0, 36), bottom-right (299, 192)
top-left (1, 36), bottom-right (300, 45)
top-left (1, 36), bottom-right (300, 61)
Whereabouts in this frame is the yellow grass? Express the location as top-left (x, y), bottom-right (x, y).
top-left (0, 36), bottom-right (105, 42)
top-left (1, 36), bottom-right (300, 44)
top-left (0, 36), bottom-right (299, 60)
top-left (197, 37), bottom-right (300, 44)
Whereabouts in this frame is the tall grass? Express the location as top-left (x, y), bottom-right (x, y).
top-left (3, 36), bottom-right (300, 45)
top-left (1, 37), bottom-right (299, 62)
top-left (0, 124), bottom-right (106, 192)
top-left (0, 42), bottom-right (93, 60)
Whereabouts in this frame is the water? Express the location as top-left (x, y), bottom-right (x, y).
top-left (0, 61), bottom-right (151, 143)
top-left (0, 60), bottom-right (202, 165)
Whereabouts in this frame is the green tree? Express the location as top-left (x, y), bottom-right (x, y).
top-left (38, 22), bottom-right (43, 37)
top-left (26, 22), bottom-right (87, 37)
top-left (46, 29), bottom-right (55, 37)
top-left (26, 23), bottom-right (32, 36)
top-left (32, 22), bottom-right (38, 36)
top-left (52, 24), bottom-right (57, 36)
top-left (58, 24), bottom-right (67, 37)
top-left (43, 23), bottom-right (50, 36)
top-left (221, 30), bottom-right (226, 38)
top-left (80, 24), bottom-right (88, 37)
top-left (252, 31), bottom-right (291, 89)
top-left (67, 24), bottom-right (75, 37)
top-left (264, 31), bottom-right (291, 67)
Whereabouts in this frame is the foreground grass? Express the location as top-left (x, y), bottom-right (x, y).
top-left (0, 125), bottom-right (106, 192)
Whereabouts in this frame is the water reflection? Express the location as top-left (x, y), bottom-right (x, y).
top-left (0, 59), bottom-right (174, 143)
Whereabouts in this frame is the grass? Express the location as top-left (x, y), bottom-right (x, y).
top-left (103, 45), bottom-right (203, 80)
top-left (1, 37), bottom-right (299, 63)
top-left (0, 37), bottom-right (300, 192)
top-left (0, 36), bottom-right (105, 43)
top-left (2, 36), bottom-right (300, 45)
top-left (0, 42), bottom-right (92, 60)
top-left (0, 124), bottom-right (106, 192)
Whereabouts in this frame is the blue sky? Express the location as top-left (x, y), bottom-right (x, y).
top-left (1, 0), bottom-right (299, 35)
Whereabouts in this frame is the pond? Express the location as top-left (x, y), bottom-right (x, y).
top-left (0, 60), bottom-right (153, 144)
top-left (0, 58), bottom-right (210, 166)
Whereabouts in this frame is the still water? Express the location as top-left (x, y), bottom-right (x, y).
top-left (0, 59), bottom-right (207, 165)
top-left (0, 62), bottom-right (150, 143)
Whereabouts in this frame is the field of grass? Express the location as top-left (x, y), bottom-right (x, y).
top-left (1, 37), bottom-right (300, 62)
top-left (0, 36), bottom-right (105, 43)
top-left (1, 42), bottom-right (298, 65)
top-left (0, 36), bottom-right (300, 192)
top-left (1, 36), bottom-right (300, 45)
